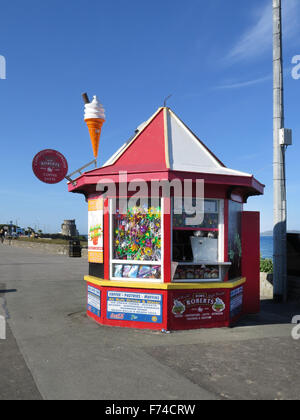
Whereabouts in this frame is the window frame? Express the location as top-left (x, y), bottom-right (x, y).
top-left (171, 198), bottom-right (227, 283)
top-left (109, 198), bottom-right (164, 283)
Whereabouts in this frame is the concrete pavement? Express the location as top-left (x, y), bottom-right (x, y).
top-left (0, 323), bottom-right (42, 400)
top-left (0, 245), bottom-right (299, 400)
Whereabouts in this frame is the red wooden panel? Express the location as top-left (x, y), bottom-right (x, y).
top-left (167, 289), bottom-right (231, 330)
top-left (241, 212), bottom-right (260, 314)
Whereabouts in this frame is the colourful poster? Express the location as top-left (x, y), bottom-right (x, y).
top-left (87, 285), bottom-right (101, 317)
top-left (88, 199), bottom-right (104, 263)
top-left (107, 291), bottom-right (163, 323)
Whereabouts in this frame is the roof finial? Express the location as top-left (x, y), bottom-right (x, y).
top-left (163, 94), bottom-right (172, 107)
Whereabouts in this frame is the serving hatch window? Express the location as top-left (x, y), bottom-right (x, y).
top-left (172, 198), bottom-right (226, 282)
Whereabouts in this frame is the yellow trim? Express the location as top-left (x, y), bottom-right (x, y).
top-left (164, 108), bottom-right (170, 169)
top-left (88, 251), bottom-right (103, 264)
top-left (84, 276), bottom-right (246, 290)
top-left (88, 198), bottom-right (104, 211)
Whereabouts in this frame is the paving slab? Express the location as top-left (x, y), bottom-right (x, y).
top-left (0, 245), bottom-right (299, 400)
top-left (0, 246), bottom-right (214, 400)
top-left (0, 322), bottom-right (42, 400)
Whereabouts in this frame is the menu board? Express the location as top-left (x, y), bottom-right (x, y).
top-left (107, 291), bottom-right (163, 323)
top-left (87, 285), bottom-right (101, 317)
top-left (88, 198), bottom-right (104, 263)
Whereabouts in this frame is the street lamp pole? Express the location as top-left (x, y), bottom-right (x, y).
top-left (273, 0), bottom-right (287, 302)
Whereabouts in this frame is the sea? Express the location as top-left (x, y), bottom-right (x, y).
top-left (260, 236), bottom-right (273, 260)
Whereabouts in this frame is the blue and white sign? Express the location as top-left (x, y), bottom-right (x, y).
top-left (87, 285), bottom-right (101, 317)
top-left (230, 286), bottom-right (243, 319)
top-left (107, 291), bottom-right (163, 323)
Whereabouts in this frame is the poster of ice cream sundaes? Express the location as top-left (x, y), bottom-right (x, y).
top-left (88, 198), bottom-right (104, 263)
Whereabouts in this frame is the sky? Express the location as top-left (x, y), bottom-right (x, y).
top-left (0, 0), bottom-right (299, 234)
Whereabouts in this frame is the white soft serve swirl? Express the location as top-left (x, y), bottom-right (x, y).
top-left (84, 96), bottom-right (106, 120)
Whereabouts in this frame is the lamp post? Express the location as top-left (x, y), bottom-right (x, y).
top-left (273, 0), bottom-right (291, 302)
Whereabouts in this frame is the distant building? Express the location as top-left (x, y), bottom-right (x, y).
top-left (61, 220), bottom-right (78, 237)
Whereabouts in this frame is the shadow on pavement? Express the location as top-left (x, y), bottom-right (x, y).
top-left (0, 289), bottom-right (17, 294)
top-left (235, 299), bottom-right (300, 327)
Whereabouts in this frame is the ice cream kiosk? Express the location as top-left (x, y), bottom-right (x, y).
top-left (68, 99), bottom-right (264, 331)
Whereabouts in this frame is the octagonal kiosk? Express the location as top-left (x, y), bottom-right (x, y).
top-left (68, 107), bottom-right (264, 330)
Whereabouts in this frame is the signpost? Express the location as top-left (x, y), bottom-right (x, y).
top-left (32, 149), bottom-right (68, 185)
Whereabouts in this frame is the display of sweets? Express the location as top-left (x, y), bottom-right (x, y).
top-left (173, 265), bottom-right (219, 280)
top-left (114, 206), bottom-right (161, 261)
top-left (173, 212), bottom-right (219, 229)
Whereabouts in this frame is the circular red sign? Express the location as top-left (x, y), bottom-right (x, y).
top-left (32, 149), bottom-right (68, 184)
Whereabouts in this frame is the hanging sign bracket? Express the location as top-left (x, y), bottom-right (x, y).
top-left (65, 158), bottom-right (97, 186)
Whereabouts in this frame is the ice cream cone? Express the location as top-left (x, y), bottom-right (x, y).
top-left (83, 95), bottom-right (106, 160)
top-left (85, 118), bottom-right (105, 159)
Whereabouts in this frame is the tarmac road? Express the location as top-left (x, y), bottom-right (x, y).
top-left (0, 245), bottom-right (299, 400)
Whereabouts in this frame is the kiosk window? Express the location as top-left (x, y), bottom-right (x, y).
top-left (172, 199), bottom-right (226, 282)
top-left (110, 199), bottom-right (163, 281)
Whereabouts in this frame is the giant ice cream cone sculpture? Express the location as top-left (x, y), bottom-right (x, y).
top-left (84, 95), bottom-right (106, 160)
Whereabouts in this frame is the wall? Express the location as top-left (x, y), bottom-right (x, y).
top-left (2, 240), bottom-right (88, 258)
top-left (260, 272), bottom-right (300, 301)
